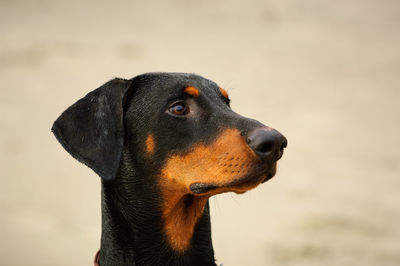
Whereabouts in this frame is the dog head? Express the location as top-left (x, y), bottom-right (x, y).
top-left (53, 73), bottom-right (286, 190)
top-left (52, 72), bottom-right (287, 252)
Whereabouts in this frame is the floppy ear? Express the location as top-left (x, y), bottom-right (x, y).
top-left (52, 78), bottom-right (133, 181)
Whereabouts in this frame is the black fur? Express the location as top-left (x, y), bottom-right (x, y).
top-left (52, 78), bottom-right (132, 181)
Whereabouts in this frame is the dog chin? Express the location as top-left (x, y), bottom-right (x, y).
top-left (189, 165), bottom-right (277, 195)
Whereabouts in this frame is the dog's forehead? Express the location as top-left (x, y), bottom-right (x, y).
top-left (132, 72), bottom-right (220, 97)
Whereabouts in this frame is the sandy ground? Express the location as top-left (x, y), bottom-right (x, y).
top-left (1, 0), bottom-right (400, 265)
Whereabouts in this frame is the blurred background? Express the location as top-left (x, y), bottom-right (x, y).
top-left (1, 0), bottom-right (399, 265)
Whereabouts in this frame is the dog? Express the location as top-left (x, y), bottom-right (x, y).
top-left (52, 72), bottom-right (287, 266)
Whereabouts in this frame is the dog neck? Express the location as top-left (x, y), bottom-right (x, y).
top-left (98, 170), bottom-right (216, 265)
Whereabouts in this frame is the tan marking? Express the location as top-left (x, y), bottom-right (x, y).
top-left (162, 194), bottom-right (208, 252)
top-left (160, 128), bottom-right (269, 252)
top-left (219, 88), bottom-right (229, 100)
top-left (145, 134), bottom-right (155, 155)
top-left (184, 86), bottom-right (200, 97)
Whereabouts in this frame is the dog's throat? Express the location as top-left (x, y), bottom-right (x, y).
top-left (162, 192), bottom-right (209, 252)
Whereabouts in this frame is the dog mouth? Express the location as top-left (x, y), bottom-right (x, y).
top-left (189, 163), bottom-right (277, 195)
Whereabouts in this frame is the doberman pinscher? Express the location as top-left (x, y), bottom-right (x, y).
top-left (52, 72), bottom-right (287, 266)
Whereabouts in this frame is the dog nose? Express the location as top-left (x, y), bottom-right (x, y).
top-left (246, 128), bottom-right (287, 160)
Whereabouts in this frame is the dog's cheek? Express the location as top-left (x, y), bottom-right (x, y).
top-left (158, 128), bottom-right (257, 190)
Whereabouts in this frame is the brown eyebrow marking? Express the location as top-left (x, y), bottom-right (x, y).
top-left (219, 88), bottom-right (229, 100)
top-left (184, 86), bottom-right (200, 97)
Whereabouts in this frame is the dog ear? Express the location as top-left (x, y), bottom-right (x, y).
top-left (52, 78), bottom-right (133, 181)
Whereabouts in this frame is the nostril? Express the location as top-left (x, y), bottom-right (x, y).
top-left (257, 140), bottom-right (274, 155)
top-left (280, 138), bottom-right (288, 152)
top-left (280, 143), bottom-right (285, 152)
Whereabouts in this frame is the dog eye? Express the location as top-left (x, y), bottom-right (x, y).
top-left (168, 102), bottom-right (189, 116)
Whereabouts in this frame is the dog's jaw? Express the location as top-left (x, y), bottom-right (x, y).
top-left (158, 129), bottom-right (279, 253)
